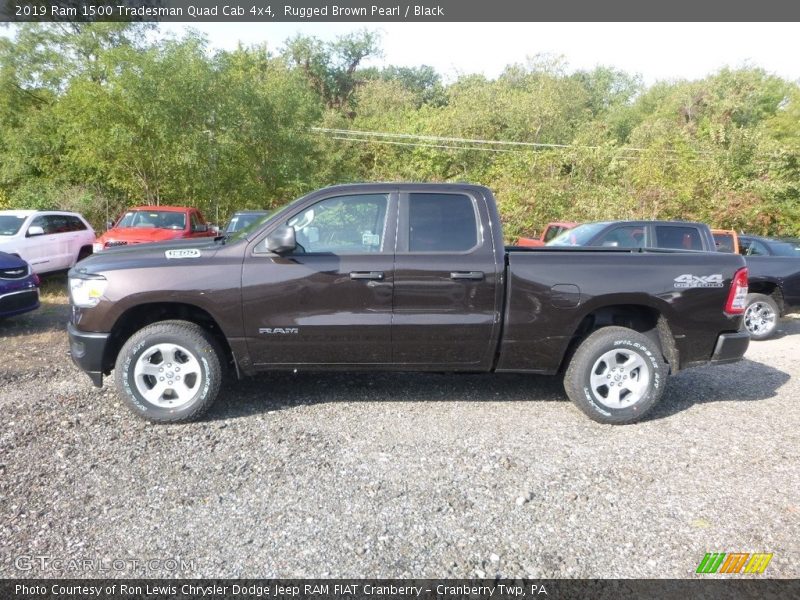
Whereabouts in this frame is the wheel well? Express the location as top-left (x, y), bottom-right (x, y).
top-left (102, 303), bottom-right (234, 374)
top-left (558, 304), bottom-right (677, 373)
top-left (748, 282), bottom-right (784, 315)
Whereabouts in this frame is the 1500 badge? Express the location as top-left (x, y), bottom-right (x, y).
top-left (674, 273), bottom-right (724, 288)
top-left (165, 249), bottom-right (201, 259)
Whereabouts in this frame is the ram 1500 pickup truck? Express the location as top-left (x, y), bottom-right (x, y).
top-left (67, 184), bottom-right (750, 425)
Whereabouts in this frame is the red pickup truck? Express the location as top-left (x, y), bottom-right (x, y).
top-left (94, 206), bottom-right (215, 252)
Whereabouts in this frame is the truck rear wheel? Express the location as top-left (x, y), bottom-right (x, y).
top-left (742, 293), bottom-right (779, 341)
top-left (114, 320), bottom-right (222, 423)
top-left (564, 326), bottom-right (667, 424)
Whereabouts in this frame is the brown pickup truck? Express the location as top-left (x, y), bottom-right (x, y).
top-left (68, 184), bottom-right (750, 425)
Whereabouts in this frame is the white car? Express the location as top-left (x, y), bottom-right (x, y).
top-left (0, 210), bottom-right (96, 275)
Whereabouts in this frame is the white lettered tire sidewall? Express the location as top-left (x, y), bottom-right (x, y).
top-left (114, 320), bottom-right (222, 423)
top-left (565, 326), bottom-right (667, 424)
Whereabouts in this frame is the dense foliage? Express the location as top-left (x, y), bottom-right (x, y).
top-left (1, 24), bottom-right (798, 238)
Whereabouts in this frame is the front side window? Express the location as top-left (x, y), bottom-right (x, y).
top-left (29, 215), bottom-right (58, 235)
top-left (287, 194), bottom-right (389, 254)
top-left (594, 226), bottom-right (646, 248)
top-left (408, 193), bottom-right (478, 252)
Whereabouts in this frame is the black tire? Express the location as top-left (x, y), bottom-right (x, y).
top-left (564, 326), bottom-right (667, 425)
top-left (742, 293), bottom-right (779, 341)
top-left (77, 246), bottom-right (92, 262)
top-left (114, 320), bottom-right (222, 423)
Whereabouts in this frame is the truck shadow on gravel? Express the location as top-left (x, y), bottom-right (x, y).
top-left (643, 358), bottom-right (790, 421)
top-left (210, 357), bottom-right (789, 423)
top-left (212, 371), bottom-right (567, 420)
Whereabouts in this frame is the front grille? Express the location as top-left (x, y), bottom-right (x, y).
top-left (105, 241), bottom-right (128, 247)
top-left (0, 290), bottom-right (38, 313)
top-left (0, 265), bottom-right (29, 280)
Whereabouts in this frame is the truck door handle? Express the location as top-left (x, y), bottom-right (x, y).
top-left (450, 271), bottom-right (484, 280)
top-left (350, 271), bottom-right (384, 280)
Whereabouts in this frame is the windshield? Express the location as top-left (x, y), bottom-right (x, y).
top-left (225, 212), bottom-right (271, 234)
top-left (547, 222), bottom-right (609, 246)
top-left (115, 210), bottom-right (186, 230)
top-left (769, 241), bottom-right (800, 257)
top-left (0, 215), bottom-right (26, 236)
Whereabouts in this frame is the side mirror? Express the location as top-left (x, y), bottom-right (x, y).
top-left (266, 225), bottom-right (296, 254)
top-left (106, 220), bottom-right (114, 230)
top-left (27, 226), bottom-right (45, 237)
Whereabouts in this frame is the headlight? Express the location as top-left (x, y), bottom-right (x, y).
top-left (69, 275), bottom-right (108, 308)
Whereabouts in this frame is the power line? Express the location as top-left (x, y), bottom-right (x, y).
top-left (326, 134), bottom-right (702, 162)
top-left (313, 127), bottom-right (710, 156)
top-left (331, 136), bottom-right (516, 153)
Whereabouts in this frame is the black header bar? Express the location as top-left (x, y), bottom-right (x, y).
top-left (3, 0), bottom-right (800, 22)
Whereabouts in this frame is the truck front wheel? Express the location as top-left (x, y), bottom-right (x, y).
top-left (114, 320), bottom-right (222, 423)
top-left (564, 326), bottom-right (667, 424)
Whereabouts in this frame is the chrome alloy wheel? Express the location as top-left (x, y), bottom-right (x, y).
top-left (589, 348), bottom-right (651, 409)
top-left (744, 301), bottom-right (776, 337)
top-left (133, 343), bottom-right (203, 408)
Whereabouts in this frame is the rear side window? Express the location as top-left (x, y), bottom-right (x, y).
top-left (408, 193), bottom-right (477, 252)
top-left (655, 226), bottom-right (703, 250)
top-left (65, 216), bottom-right (87, 231)
top-left (714, 233), bottom-right (734, 252)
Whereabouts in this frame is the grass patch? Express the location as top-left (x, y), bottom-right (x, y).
top-left (38, 272), bottom-right (69, 303)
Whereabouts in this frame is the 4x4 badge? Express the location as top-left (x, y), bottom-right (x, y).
top-left (674, 273), bottom-right (724, 288)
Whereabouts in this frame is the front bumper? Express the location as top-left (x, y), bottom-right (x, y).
top-left (67, 322), bottom-right (109, 387)
top-left (710, 331), bottom-right (750, 365)
top-left (0, 288), bottom-right (39, 318)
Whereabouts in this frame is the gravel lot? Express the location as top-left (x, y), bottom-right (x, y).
top-left (1, 280), bottom-right (798, 579)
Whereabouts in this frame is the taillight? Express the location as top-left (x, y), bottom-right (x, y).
top-left (725, 267), bottom-right (748, 315)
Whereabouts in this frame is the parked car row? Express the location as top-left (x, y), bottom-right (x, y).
top-left (514, 220), bottom-right (800, 340)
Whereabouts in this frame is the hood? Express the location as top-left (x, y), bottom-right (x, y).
top-left (0, 251), bottom-right (28, 270)
top-left (98, 227), bottom-right (186, 244)
top-left (71, 237), bottom-right (225, 276)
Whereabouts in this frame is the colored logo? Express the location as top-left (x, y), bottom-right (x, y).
top-left (696, 552), bottom-right (773, 574)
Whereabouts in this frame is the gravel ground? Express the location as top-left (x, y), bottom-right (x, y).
top-left (1, 287), bottom-right (798, 579)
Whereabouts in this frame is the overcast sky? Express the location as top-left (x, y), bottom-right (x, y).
top-left (158, 22), bottom-right (800, 84)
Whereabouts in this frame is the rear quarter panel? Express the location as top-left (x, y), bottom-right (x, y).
top-left (497, 249), bottom-right (746, 373)
top-left (745, 256), bottom-right (800, 313)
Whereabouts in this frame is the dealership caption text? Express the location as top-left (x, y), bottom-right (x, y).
top-left (17, 584), bottom-right (549, 597)
top-left (13, 4), bottom-right (445, 18)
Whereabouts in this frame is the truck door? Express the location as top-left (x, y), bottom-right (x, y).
top-left (392, 190), bottom-right (502, 368)
top-left (242, 191), bottom-right (397, 366)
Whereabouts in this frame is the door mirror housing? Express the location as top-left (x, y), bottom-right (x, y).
top-left (266, 225), bottom-right (296, 254)
top-left (106, 220), bottom-right (114, 230)
top-left (27, 226), bottom-right (45, 237)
